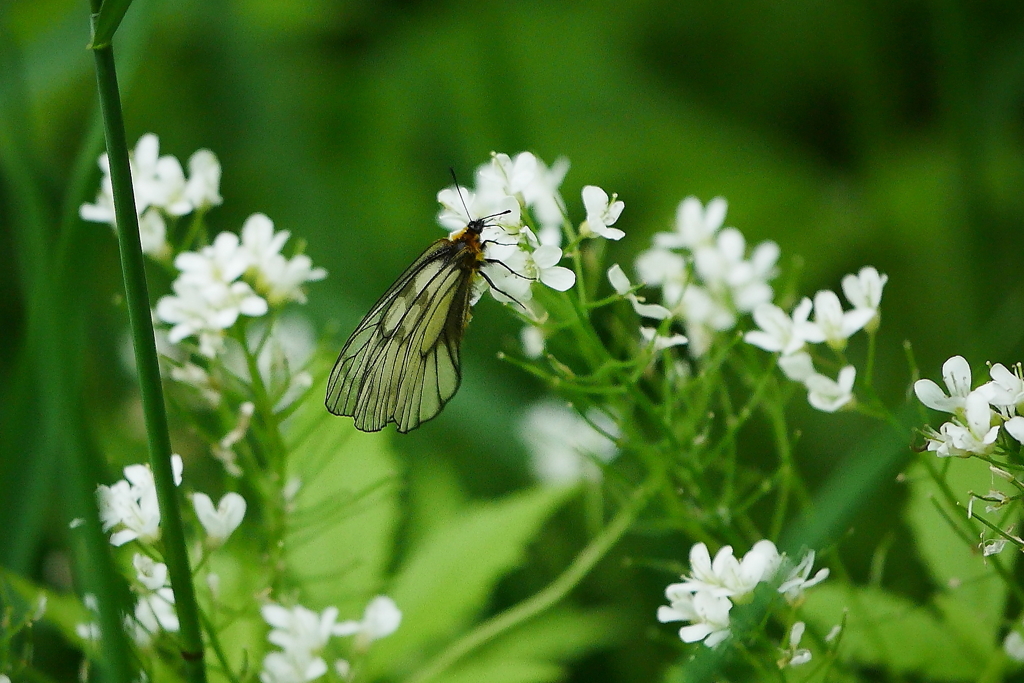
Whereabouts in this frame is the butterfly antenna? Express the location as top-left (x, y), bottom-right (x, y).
top-left (449, 167), bottom-right (475, 221)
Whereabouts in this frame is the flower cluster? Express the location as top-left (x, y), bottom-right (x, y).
top-left (914, 355), bottom-right (1024, 458)
top-left (260, 596), bottom-right (401, 683)
top-left (658, 540), bottom-right (828, 649)
top-left (155, 213), bottom-right (327, 357)
top-left (130, 554), bottom-right (179, 646)
top-left (633, 197), bottom-right (780, 356)
top-left (81, 134), bottom-right (327, 359)
top-left (519, 400), bottom-right (620, 485)
top-left (436, 151), bottom-right (624, 309)
top-left (96, 456), bottom-right (245, 549)
top-left (97, 455), bottom-right (184, 546)
top-left (744, 266), bottom-right (887, 412)
top-left (80, 133), bottom-right (222, 258)
top-left (86, 456), bottom-right (246, 646)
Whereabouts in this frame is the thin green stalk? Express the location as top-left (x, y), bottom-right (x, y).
top-left (89, 17), bottom-right (207, 682)
top-left (405, 477), bottom-right (659, 683)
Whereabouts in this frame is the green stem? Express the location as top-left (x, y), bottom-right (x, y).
top-left (405, 477), bottom-right (659, 683)
top-left (90, 23), bottom-right (207, 682)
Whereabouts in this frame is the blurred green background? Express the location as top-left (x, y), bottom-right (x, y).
top-left (3, 0), bottom-right (1024, 679)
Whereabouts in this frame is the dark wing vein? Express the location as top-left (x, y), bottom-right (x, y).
top-left (326, 237), bottom-right (476, 432)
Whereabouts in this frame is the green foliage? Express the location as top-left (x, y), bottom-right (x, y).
top-left (5, 0), bottom-right (1024, 681)
top-left (368, 486), bottom-right (573, 679)
top-left (284, 374), bottom-right (401, 614)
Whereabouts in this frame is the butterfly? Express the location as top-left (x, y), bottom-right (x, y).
top-left (326, 195), bottom-right (513, 433)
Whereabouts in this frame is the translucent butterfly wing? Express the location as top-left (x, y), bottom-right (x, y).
top-left (325, 239), bottom-right (476, 432)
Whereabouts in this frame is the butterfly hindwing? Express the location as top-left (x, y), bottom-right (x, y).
top-left (325, 238), bottom-right (476, 432)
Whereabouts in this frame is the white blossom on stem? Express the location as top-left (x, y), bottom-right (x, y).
top-left (333, 596), bottom-right (402, 650)
top-left (657, 589), bottom-right (733, 647)
top-left (580, 185), bottom-right (625, 240)
top-left (192, 492), bottom-right (246, 546)
top-left (914, 355), bottom-right (973, 414)
top-left (608, 265), bottom-right (671, 320)
top-left (804, 366), bottom-right (856, 413)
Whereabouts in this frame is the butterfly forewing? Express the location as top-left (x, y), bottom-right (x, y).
top-left (326, 237), bottom-right (477, 433)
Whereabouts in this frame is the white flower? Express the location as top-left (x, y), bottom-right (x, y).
top-left (238, 214), bottom-right (328, 305)
top-left (744, 299), bottom-right (813, 355)
top-left (657, 589), bottom-right (732, 647)
top-left (79, 135), bottom-right (155, 221)
top-left (914, 355), bottom-right (973, 414)
top-left (798, 290), bottom-right (875, 350)
top-left (80, 134), bottom-right (215, 247)
top-left (841, 266), bottom-right (887, 332)
top-left (261, 651), bottom-right (328, 683)
top-left (805, 366), bottom-right (856, 413)
top-left (655, 197), bottom-right (727, 249)
top-left (131, 134), bottom-right (187, 214)
top-left (777, 550), bottom-right (829, 604)
top-left (133, 554), bottom-right (169, 591)
top-left (640, 327), bottom-right (689, 352)
top-left (176, 231), bottom-right (250, 286)
top-left (608, 265), bottom-right (671, 320)
top-left (522, 155), bottom-right (570, 236)
top-left (693, 228), bottom-right (745, 287)
top-left (479, 247), bottom-right (535, 305)
top-left (156, 278), bottom-right (268, 356)
top-left (156, 231), bottom-right (273, 355)
top-left (477, 152), bottom-right (536, 197)
top-left (1004, 416), bottom-right (1024, 444)
top-left (635, 248), bottom-right (687, 287)
top-left (184, 149), bottom-right (223, 210)
top-left (79, 170), bottom-right (116, 224)
top-left (437, 185), bottom-right (521, 234)
top-left (930, 390), bottom-right (999, 456)
top-left (134, 586), bottom-right (179, 642)
top-left (580, 185), bottom-right (625, 240)
top-left (192, 492), bottom-right (246, 546)
top-left (258, 254), bottom-right (329, 305)
top-left (979, 362), bottom-right (1024, 409)
top-left (525, 245), bottom-right (576, 291)
top-left (1005, 631), bottom-right (1024, 663)
top-left (138, 208), bottom-right (170, 259)
top-left (778, 351), bottom-right (815, 382)
top-left (671, 540), bottom-right (780, 600)
top-left (777, 621), bottom-right (812, 668)
top-left (97, 467), bottom-right (160, 546)
top-left (239, 214), bottom-right (290, 270)
top-left (520, 401), bottom-right (619, 485)
top-left (95, 456), bottom-right (182, 546)
top-left (333, 596), bottom-right (402, 649)
top-left (262, 603), bottom-right (339, 656)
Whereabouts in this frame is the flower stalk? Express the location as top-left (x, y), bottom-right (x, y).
top-left (89, 16), bottom-right (207, 682)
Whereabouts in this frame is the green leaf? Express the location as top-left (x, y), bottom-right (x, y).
top-left (284, 373), bottom-right (400, 615)
top-left (904, 459), bottom-right (1011, 642)
top-left (800, 583), bottom-right (995, 679)
top-left (367, 486), bottom-right (574, 678)
top-left (405, 453), bottom-right (468, 550)
top-left (89, 0), bottom-right (134, 49)
top-left (436, 607), bottom-right (623, 683)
